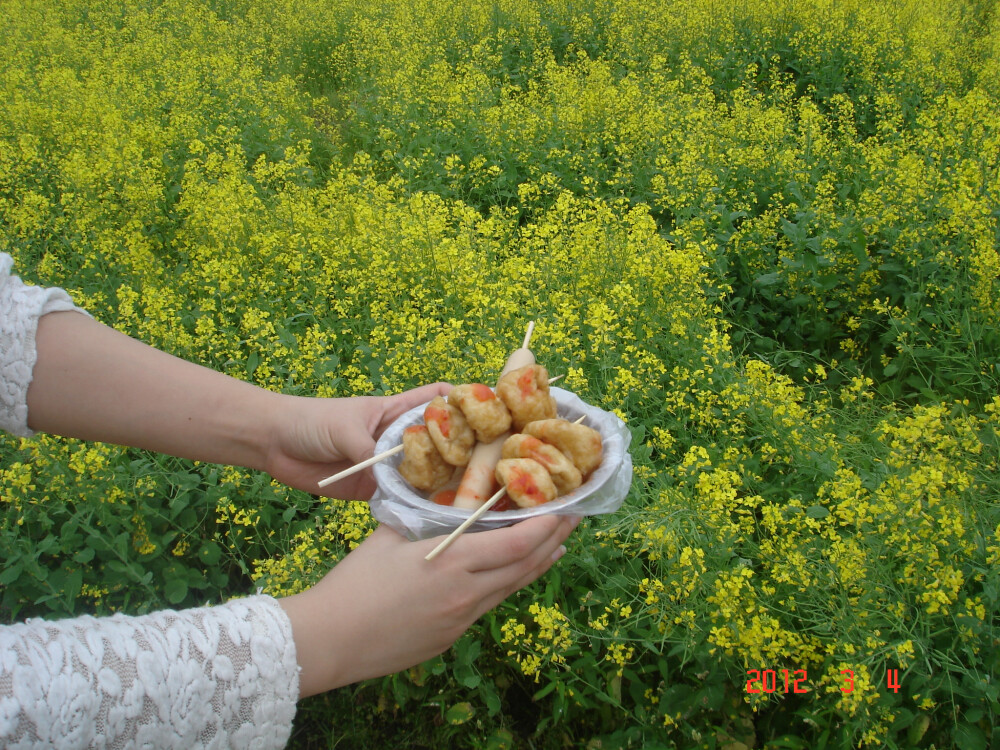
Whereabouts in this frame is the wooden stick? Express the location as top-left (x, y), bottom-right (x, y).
top-left (548, 374), bottom-right (564, 385)
top-left (522, 321), bottom-right (534, 349)
top-left (317, 444), bottom-right (404, 488)
top-left (424, 487), bottom-right (507, 561)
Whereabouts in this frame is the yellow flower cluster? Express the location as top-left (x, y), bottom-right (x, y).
top-left (501, 602), bottom-right (574, 681)
top-left (252, 499), bottom-right (376, 597)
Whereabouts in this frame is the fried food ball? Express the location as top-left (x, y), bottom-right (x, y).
top-left (424, 396), bottom-right (476, 466)
top-left (398, 425), bottom-right (453, 492)
top-left (495, 458), bottom-right (558, 508)
top-left (522, 418), bottom-right (603, 477)
top-left (495, 364), bottom-right (558, 431)
top-left (448, 383), bottom-right (512, 443)
top-left (501, 433), bottom-right (582, 495)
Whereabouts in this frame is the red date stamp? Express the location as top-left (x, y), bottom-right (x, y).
top-left (745, 668), bottom-right (902, 694)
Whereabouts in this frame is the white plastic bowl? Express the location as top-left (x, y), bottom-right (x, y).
top-left (370, 387), bottom-right (633, 540)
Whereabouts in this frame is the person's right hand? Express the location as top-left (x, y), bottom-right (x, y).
top-left (278, 514), bottom-right (580, 698)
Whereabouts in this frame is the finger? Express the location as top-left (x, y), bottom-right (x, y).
top-left (472, 519), bottom-right (576, 599)
top-left (330, 411), bottom-right (379, 466)
top-left (504, 537), bottom-right (570, 593)
top-left (351, 470), bottom-right (377, 501)
top-left (318, 468), bottom-right (377, 502)
top-left (470, 523), bottom-right (576, 614)
top-left (462, 514), bottom-right (579, 573)
top-left (475, 551), bottom-right (563, 614)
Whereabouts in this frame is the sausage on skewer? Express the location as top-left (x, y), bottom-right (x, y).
top-left (452, 344), bottom-right (536, 509)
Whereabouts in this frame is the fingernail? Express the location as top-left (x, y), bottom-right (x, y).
top-left (551, 544), bottom-right (567, 562)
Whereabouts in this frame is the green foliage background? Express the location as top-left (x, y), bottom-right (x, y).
top-left (2, 0), bottom-right (999, 747)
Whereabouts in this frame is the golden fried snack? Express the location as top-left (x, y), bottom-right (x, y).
top-left (495, 364), bottom-right (557, 431)
top-left (501, 433), bottom-right (582, 495)
top-left (424, 396), bottom-right (476, 466)
top-left (522, 418), bottom-right (603, 477)
top-left (495, 458), bottom-right (558, 508)
top-left (398, 425), bottom-right (453, 491)
top-left (448, 383), bottom-right (512, 443)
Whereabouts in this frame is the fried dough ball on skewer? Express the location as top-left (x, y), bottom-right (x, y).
top-left (501, 433), bottom-right (582, 495)
top-left (448, 383), bottom-right (513, 443)
top-left (523, 418), bottom-right (603, 477)
top-left (495, 364), bottom-right (558, 431)
top-left (495, 458), bottom-right (558, 508)
top-left (398, 425), bottom-right (453, 491)
top-left (424, 396), bottom-right (476, 466)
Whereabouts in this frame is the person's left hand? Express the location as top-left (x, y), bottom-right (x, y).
top-left (262, 383), bottom-right (451, 499)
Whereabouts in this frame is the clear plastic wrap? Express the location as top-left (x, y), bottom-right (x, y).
top-left (370, 387), bottom-right (633, 540)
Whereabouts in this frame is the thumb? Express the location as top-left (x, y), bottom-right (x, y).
top-left (328, 417), bottom-right (377, 465)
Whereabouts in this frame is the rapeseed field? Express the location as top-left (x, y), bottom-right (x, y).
top-left (2, 0), bottom-right (999, 746)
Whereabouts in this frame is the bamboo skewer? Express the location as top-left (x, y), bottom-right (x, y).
top-left (522, 320), bottom-right (534, 349)
top-left (424, 486), bottom-right (507, 561)
top-left (317, 444), bottom-right (404, 488)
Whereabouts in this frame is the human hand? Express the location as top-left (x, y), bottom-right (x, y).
top-left (262, 383), bottom-right (451, 499)
top-left (278, 513), bottom-right (580, 697)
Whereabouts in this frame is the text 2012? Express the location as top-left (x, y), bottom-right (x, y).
top-left (745, 668), bottom-right (902, 694)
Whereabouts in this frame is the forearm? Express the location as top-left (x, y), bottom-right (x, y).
top-left (26, 311), bottom-right (283, 470)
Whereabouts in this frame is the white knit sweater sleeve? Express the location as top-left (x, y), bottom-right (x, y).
top-left (0, 252), bottom-right (84, 437)
top-left (0, 595), bottom-right (300, 749)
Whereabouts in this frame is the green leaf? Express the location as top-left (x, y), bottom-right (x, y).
top-left (907, 715), bottom-right (930, 744)
top-left (806, 505), bottom-right (830, 519)
top-left (0, 564), bottom-right (24, 586)
top-left (164, 578), bottom-right (188, 604)
top-left (485, 729), bottom-right (515, 750)
top-left (459, 673), bottom-right (481, 689)
top-left (197, 541), bottom-right (222, 565)
top-left (483, 686), bottom-right (502, 717)
top-left (169, 491), bottom-right (191, 514)
top-left (533, 680), bottom-right (558, 700)
top-left (445, 702), bottom-right (475, 725)
top-left (953, 722), bottom-right (987, 750)
top-left (63, 568), bottom-right (83, 601)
